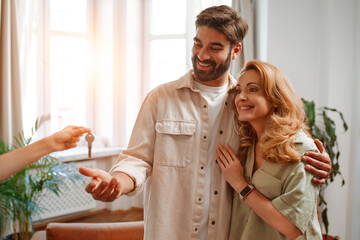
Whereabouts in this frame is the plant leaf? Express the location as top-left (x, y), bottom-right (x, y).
top-left (302, 99), bottom-right (315, 129)
top-left (322, 208), bottom-right (329, 235)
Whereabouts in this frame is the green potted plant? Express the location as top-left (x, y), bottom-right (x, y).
top-left (0, 117), bottom-right (83, 240)
top-left (302, 99), bottom-right (348, 236)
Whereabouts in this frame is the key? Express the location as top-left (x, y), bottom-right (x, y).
top-left (85, 133), bottom-right (95, 158)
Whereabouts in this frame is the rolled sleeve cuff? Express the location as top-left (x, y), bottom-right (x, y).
top-left (272, 198), bottom-right (307, 233)
top-left (109, 165), bottom-right (146, 196)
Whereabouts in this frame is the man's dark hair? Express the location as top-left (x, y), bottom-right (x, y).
top-left (195, 5), bottom-right (249, 45)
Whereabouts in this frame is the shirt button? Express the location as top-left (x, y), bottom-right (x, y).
top-left (219, 130), bottom-right (223, 134)
top-left (203, 136), bottom-right (207, 140)
top-left (214, 191), bottom-right (218, 195)
top-left (211, 221), bottom-right (216, 225)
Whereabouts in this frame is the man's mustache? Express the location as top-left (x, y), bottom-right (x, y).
top-left (196, 56), bottom-right (216, 66)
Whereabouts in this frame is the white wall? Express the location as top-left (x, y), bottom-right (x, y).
top-left (266, 0), bottom-right (359, 239)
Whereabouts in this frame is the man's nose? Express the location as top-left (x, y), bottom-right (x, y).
top-left (197, 48), bottom-right (210, 61)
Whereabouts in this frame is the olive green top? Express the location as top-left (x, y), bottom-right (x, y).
top-left (229, 130), bottom-right (322, 240)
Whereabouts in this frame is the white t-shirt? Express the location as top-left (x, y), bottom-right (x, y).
top-left (194, 80), bottom-right (229, 240)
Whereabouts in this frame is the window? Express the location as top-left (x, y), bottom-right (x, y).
top-left (22, 0), bottom-right (94, 139)
top-left (46, 0), bottom-right (92, 134)
top-left (144, 0), bottom-right (188, 91)
top-left (22, 0), bottom-right (128, 147)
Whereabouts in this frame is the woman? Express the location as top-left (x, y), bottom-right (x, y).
top-left (216, 60), bottom-right (322, 239)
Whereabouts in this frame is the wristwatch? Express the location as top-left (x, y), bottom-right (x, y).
top-left (238, 184), bottom-right (254, 201)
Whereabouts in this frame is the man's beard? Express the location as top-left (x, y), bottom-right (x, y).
top-left (192, 49), bottom-right (232, 82)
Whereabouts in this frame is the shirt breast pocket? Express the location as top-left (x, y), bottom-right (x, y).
top-left (154, 120), bottom-right (196, 168)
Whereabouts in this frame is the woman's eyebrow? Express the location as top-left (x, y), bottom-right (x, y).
top-left (246, 82), bottom-right (259, 86)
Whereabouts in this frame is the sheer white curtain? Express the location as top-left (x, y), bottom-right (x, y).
top-left (1, 0), bottom-right (72, 145)
top-left (17, 0), bottom-right (43, 138)
top-left (0, 0), bottom-right (23, 146)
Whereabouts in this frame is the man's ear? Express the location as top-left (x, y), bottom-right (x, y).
top-left (232, 43), bottom-right (242, 60)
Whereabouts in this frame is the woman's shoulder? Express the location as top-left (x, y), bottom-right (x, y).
top-left (294, 130), bottom-right (318, 156)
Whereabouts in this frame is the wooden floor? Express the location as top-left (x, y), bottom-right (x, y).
top-left (34, 207), bottom-right (144, 231)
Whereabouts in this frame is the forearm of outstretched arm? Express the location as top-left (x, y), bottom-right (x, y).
top-left (0, 138), bottom-right (53, 182)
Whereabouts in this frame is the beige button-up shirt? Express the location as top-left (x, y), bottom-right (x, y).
top-left (110, 71), bottom-right (240, 240)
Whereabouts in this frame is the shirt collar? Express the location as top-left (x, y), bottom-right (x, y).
top-left (176, 70), bottom-right (237, 91)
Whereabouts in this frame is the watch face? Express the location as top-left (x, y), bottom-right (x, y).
top-left (239, 185), bottom-right (254, 201)
top-left (240, 185), bottom-right (252, 197)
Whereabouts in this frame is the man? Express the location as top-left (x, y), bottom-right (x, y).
top-left (80, 5), bottom-right (331, 240)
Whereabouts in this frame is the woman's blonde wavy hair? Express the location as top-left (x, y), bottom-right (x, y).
top-left (233, 60), bottom-right (310, 164)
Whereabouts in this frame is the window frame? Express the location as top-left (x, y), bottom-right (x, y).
top-left (142, 0), bottom-right (193, 96)
top-left (41, 0), bottom-right (95, 135)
